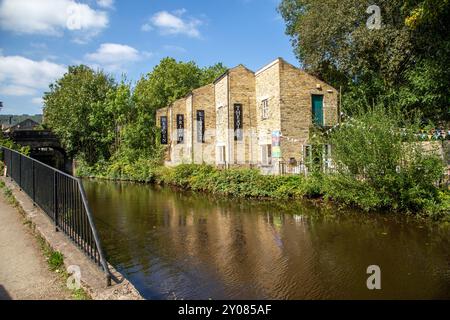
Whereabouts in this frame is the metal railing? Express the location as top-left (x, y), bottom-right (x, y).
top-left (279, 161), bottom-right (337, 176)
top-left (1, 146), bottom-right (113, 286)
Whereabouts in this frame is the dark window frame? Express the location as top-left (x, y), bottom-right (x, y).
top-left (176, 114), bottom-right (184, 144)
top-left (261, 99), bottom-right (269, 120)
top-left (234, 104), bottom-right (243, 141)
top-left (196, 110), bottom-right (205, 143)
top-left (160, 116), bottom-right (168, 145)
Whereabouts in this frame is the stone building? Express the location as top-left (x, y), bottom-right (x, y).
top-left (156, 58), bottom-right (339, 174)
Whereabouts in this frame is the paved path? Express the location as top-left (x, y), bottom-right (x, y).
top-left (0, 192), bottom-right (71, 300)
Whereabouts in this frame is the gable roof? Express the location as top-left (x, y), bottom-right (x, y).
top-left (9, 118), bottom-right (40, 130)
top-left (213, 64), bottom-right (254, 84)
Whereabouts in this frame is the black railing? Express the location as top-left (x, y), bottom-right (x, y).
top-left (1, 146), bottom-right (113, 286)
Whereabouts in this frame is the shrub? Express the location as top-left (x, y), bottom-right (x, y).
top-left (326, 105), bottom-right (446, 214)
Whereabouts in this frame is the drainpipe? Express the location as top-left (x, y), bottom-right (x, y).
top-left (227, 75), bottom-right (231, 168)
top-left (190, 94), bottom-right (194, 164)
top-left (248, 95), bottom-right (253, 167)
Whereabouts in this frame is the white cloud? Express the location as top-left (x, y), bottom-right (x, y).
top-left (143, 9), bottom-right (202, 38)
top-left (31, 97), bottom-right (44, 105)
top-left (0, 0), bottom-right (108, 42)
top-left (85, 43), bottom-right (150, 72)
top-left (141, 23), bottom-right (153, 32)
top-left (163, 45), bottom-right (187, 53)
top-left (97, 0), bottom-right (114, 9)
top-left (1, 85), bottom-right (37, 96)
top-left (0, 55), bottom-right (66, 97)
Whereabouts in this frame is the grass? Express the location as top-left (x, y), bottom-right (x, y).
top-left (36, 234), bottom-right (91, 300)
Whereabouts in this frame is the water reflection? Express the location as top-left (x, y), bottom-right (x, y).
top-left (83, 179), bottom-right (450, 300)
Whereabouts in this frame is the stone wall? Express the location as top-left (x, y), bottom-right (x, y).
top-left (170, 97), bottom-right (189, 164)
top-left (279, 59), bottom-right (338, 164)
top-left (255, 60), bottom-right (282, 170)
top-left (155, 58), bottom-right (339, 173)
top-left (228, 65), bottom-right (257, 165)
top-left (214, 74), bottom-right (229, 164)
top-left (192, 84), bottom-right (216, 164)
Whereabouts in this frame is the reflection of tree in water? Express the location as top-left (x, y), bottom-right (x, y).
top-left (83, 179), bottom-right (450, 299)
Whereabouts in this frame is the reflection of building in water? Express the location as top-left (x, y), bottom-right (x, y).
top-left (156, 58), bottom-right (338, 174)
top-left (159, 196), bottom-right (323, 298)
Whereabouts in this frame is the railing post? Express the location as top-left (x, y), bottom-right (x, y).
top-left (54, 171), bottom-right (59, 232)
top-left (19, 154), bottom-right (22, 190)
top-left (32, 161), bottom-right (36, 205)
top-left (77, 178), bottom-right (113, 287)
top-left (10, 151), bottom-right (13, 182)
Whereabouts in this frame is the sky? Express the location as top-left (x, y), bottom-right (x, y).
top-left (0, 0), bottom-right (297, 115)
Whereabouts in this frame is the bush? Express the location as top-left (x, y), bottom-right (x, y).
top-left (150, 164), bottom-right (324, 200)
top-left (326, 105), bottom-right (447, 214)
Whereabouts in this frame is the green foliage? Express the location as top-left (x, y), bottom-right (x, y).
top-left (200, 63), bottom-right (228, 85)
top-left (0, 135), bottom-right (30, 155)
top-left (44, 58), bottom-right (227, 173)
top-left (43, 65), bottom-right (116, 165)
top-left (48, 251), bottom-right (64, 272)
top-left (133, 58), bottom-right (227, 123)
top-left (278, 0), bottom-right (450, 123)
top-left (324, 106), bottom-right (447, 214)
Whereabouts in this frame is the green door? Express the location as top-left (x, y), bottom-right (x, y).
top-left (312, 95), bottom-right (324, 126)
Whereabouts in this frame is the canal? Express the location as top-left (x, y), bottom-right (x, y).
top-left (83, 179), bottom-right (450, 300)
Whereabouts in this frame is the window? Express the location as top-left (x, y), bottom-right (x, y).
top-left (176, 114), bottom-right (184, 144)
top-left (261, 99), bottom-right (269, 120)
top-left (234, 104), bottom-right (243, 141)
top-left (160, 116), bottom-right (168, 145)
top-left (218, 146), bottom-right (226, 163)
top-left (261, 144), bottom-right (272, 165)
top-left (196, 110), bottom-right (205, 143)
top-left (312, 95), bottom-right (324, 126)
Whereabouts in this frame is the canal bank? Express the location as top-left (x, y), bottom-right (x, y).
top-left (0, 176), bottom-right (143, 300)
top-left (0, 187), bottom-right (73, 300)
top-left (83, 179), bottom-right (450, 300)
top-left (76, 163), bottom-right (450, 222)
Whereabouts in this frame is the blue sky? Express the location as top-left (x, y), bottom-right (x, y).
top-left (0, 0), bottom-right (297, 115)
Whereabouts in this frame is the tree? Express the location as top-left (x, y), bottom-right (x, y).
top-left (278, 0), bottom-right (450, 123)
top-left (43, 65), bottom-right (116, 165)
top-left (200, 63), bottom-right (227, 86)
top-left (43, 58), bottom-right (227, 168)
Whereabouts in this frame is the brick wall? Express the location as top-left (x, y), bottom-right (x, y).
top-left (155, 58), bottom-right (339, 172)
top-left (255, 61), bottom-right (282, 169)
top-left (214, 74), bottom-right (229, 164)
top-left (192, 84), bottom-right (215, 164)
top-left (279, 59), bottom-right (338, 164)
top-left (171, 97), bottom-right (189, 164)
top-left (228, 65), bottom-right (257, 165)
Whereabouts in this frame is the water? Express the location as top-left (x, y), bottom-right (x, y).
top-left (83, 179), bottom-right (450, 300)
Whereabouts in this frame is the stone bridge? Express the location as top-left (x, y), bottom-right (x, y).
top-left (5, 130), bottom-right (71, 173)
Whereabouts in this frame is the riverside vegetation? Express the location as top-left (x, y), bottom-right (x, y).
top-left (75, 107), bottom-right (449, 221)
top-left (27, 1), bottom-right (450, 221)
